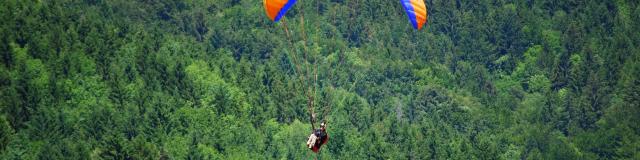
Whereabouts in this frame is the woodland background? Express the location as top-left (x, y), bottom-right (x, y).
top-left (1, 0), bottom-right (639, 159)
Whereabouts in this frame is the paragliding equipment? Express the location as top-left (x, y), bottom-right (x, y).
top-left (264, 0), bottom-right (298, 22)
top-left (263, 0), bottom-right (333, 154)
top-left (400, 0), bottom-right (428, 30)
top-left (263, 0), bottom-right (428, 154)
top-left (263, 0), bottom-right (319, 127)
top-left (306, 121), bottom-right (329, 153)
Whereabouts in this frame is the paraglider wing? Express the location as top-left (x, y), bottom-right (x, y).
top-left (400, 0), bottom-right (428, 30)
top-left (264, 0), bottom-right (298, 22)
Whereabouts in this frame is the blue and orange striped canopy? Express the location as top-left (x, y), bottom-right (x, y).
top-left (264, 0), bottom-right (298, 22)
top-left (400, 0), bottom-right (428, 30)
top-left (264, 0), bottom-right (428, 29)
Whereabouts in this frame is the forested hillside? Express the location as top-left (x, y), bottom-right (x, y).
top-left (1, 0), bottom-right (639, 159)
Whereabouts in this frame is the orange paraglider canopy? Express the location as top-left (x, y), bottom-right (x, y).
top-left (264, 0), bottom-right (298, 22)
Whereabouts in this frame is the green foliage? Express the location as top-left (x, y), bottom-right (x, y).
top-left (0, 115), bottom-right (13, 152)
top-left (0, 0), bottom-right (638, 159)
top-left (528, 74), bottom-right (551, 93)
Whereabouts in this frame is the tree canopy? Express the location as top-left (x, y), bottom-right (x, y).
top-left (1, 0), bottom-right (639, 159)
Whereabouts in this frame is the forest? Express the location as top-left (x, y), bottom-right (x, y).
top-left (1, 0), bottom-right (639, 159)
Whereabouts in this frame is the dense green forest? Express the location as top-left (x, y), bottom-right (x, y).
top-left (1, 0), bottom-right (639, 159)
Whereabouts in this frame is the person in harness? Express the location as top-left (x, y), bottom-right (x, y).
top-left (306, 121), bottom-right (329, 153)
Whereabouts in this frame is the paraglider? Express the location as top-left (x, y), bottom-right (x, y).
top-left (306, 122), bottom-right (329, 153)
top-left (262, 0), bottom-right (429, 154)
top-left (264, 0), bottom-right (332, 154)
top-left (400, 0), bottom-right (428, 30)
